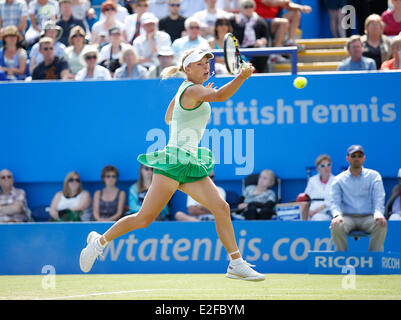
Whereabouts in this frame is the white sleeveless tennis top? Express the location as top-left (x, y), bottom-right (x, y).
top-left (167, 81), bottom-right (211, 154)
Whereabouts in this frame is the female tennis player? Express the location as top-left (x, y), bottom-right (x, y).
top-left (80, 48), bottom-right (265, 281)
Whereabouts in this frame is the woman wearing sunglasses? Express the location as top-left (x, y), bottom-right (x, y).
top-left (49, 171), bottom-right (91, 221)
top-left (80, 47), bottom-right (265, 281)
top-left (75, 45), bottom-right (112, 80)
top-left (300, 154), bottom-right (335, 221)
top-left (93, 165), bottom-right (126, 222)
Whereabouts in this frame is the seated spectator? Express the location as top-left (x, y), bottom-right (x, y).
top-left (229, 0), bottom-right (270, 72)
top-left (0, 25), bottom-right (28, 81)
top-left (322, 0), bottom-right (346, 38)
top-left (235, 169), bottom-right (277, 220)
top-left (56, 0), bottom-right (86, 47)
top-left (85, 7), bottom-right (97, 32)
top-left (75, 45), bottom-right (112, 80)
top-left (0, 0), bottom-right (28, 35)
top-left (72, 0), bottom-right (91, 22)
top-left (330, 145), bottom-right (387, 251)
top-left (25, 0), bottom-right (59, 46)
top-left (49, 171), bottom-right (91, 221)
top-left (148, 0), bottom-right (169, 19)
top-left (91, 0), bottom-right (124, 45)
top-left (337, 35), bottom-right (377, 71)
top-left (158, 0), bottom-right (187, 43)
top-left (133, 13), bottom-right (172, 69)
top-left (208, 17), bottom-right (233, 74)
top-left (380, 35), bottom-right (401, 70)
top-left (175, 170), bottom-right (226, 222)
top-left (171, 16), bottom-right (210, 62)
top-left (381, 0), bottom-right (401, 36)
top-left (29, 20), bottom-right (66, 74)
top-left (299, 154), bottom-right (335, 221)
top-left (93, 165), bottom-right (126, 222)
top-left (127, 164), bottom-right (170, 221)
top-left (63, 25), bottom-right (88, 75)
top-left (361, 14), bottom-right (392, 69)
top-left (98, 26), bottom-right (130, 75)
top-left (123, 0), bottom-right (150, 44)
top-left (192, 0), bottom-right (232, 40)
top-left (385, 168), bottom-right (401, 220)
top-left (147, 45), bottom-right (177, 78)
top-left (31, 37), bottom-right (71, 80)
top-left (114, 45), bottom-right (148, 79)
top-left (0, 169), bottom-right (30, 223)
top-left (99, 0), bottom-right (129, 24)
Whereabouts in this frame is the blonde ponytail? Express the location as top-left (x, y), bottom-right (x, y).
top-left (161, 48), bottom-right (198, 80)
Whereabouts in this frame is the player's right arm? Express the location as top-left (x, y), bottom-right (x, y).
top-left (165, 96), bottom-right (175, 125)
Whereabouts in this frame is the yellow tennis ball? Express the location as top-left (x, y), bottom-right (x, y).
top-left (293, 76), bottom-right (307, 89)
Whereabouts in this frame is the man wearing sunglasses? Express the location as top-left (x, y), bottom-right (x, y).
top-left (31, 37), bottom-right (71, 80)
top-left (0, 169), bottom-right (30, 223)
top-left (330, 145), bottom-right (387, 252)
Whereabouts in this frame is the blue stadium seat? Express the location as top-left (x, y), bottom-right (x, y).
top-left (348, 229), bottom-right (369, 241)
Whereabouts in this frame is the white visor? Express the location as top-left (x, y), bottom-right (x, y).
top-left (182, 49), bottom-right (214, 70)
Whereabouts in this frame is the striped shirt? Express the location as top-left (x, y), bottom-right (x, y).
top-left (0, 0), bottom-right (28, 27)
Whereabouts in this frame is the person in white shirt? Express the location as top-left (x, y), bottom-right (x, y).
top-left (99, 0), bottom-right (128, 23)
top-left (123, 0), bottom-right (151, 44)
top-left (192, 0), bottom-right (232, 39)
top-left (75, 45), bottom-right (112, 80)
top-left (133, 12), bottom-right (172, 69)
top-left (300, 154), bottom-right (335, 221)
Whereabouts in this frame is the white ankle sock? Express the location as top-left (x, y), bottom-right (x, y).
top-left (96, 236), bottom-right (108, 250)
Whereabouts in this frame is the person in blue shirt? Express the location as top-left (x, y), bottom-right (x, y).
top-left (337, 35), bottom-right (377, 71)
top-left (330, 145), bottom-right (387, 251)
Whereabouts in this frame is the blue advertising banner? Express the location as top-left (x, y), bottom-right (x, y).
top-left (1, 221), bottom-right (400, 275)
top-left (2, 72), bottom-right (400, 185)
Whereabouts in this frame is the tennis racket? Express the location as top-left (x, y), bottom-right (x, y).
top-left (223, 33), bottom-right (246, 75)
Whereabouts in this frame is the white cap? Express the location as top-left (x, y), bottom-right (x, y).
top-left (182, 48), bottom-right (214, 70)
top-left (398, 168), bottom-right (401, 178)
top-left (141, 12), bottom-right (158, 24)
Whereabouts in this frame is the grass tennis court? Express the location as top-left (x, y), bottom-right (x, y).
top-left (1, 274), bottom-right (400, 300)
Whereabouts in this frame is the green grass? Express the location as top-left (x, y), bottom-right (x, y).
top-left (0, 274), bottom-right (400, 300)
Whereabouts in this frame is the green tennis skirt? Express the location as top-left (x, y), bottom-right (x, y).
top-left (137, 145), bottom-right (214, 184)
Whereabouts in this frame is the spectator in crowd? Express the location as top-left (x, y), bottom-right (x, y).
top-left (385, 168), bottom-right (401, 220)
top-left (192, 0), bottom-right (232, 39)
top-left (25, 0), bottom-right (59, 46)
top-left (0, 25), bottom-right (28, 81)
top-left (299, 154), bottom-right (335, 221)
top-left (93, 165), bottom-right (126, 222)
top-left (85, 7), bottom-right (97, 32)
top-left (381, 35), bottom-right (401, 69)
top-left (100, 0), bottom-right (129, 23)
top-left (322, 0), bottom-right (346, 38)
top-left (98, 26), bottom-right (130, 75)
top-left (229, 0), bottom-right (270, 72)
top-left (49, 171), bottom-right (91, 221)
top-left (179, 0), bottom-right (205, 17)
top-left (29, 20), bottom-right (66, 74)
top-left (123, 0), bottom-right (150, 44)
top-left (208, 17), bottom-right (233, 74)
top-left (171, 16), bottom-right (210, 62)
top-left (337, 35), bottom-right (377, 71)
top-left (148, 0), bottom-right (169, 19)
top-left (381, 0), bottom-right (401, 36)
top-left (361, 13), bottom-right (392, 69)
top-left (175, 170), bottom-right (226, 221)
top-left (0, 169), bottom-right (30, 223)
top-left (147, 45), bottom-right (176, 78)
top-left (63, 25), bottom-right (88, 75)
top-left (0, 0), bottom-right (28, 34)
top-left (235, 169), bottom-right (277, 220)
top-left (31, 37), bottom-right (71, 80)
top-left (56, 0), bottom-right (86, 47)
top-left (254, 0), bottom-right (311, 47)
top-left (133, 12), bottom-right (172, 69)
top-left (72, 0), bottom-right (91, 22)
top-left (158, 0), bottom-right (186, 43)
top-left (91, 0), bottom-right (124, 45)
top-left (124, 0), bottom-right (135, 14)
top-left (127, 164), bottom-right (170, 221)
top-left (75, 44), bottom-right (112, 80)
top-left (330, 145), bottom-right (387, 251)
top-left (114, 45), bottom-right (148, 79)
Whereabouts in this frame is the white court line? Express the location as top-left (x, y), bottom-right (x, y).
top-left (42, 289), bottom-right (155, 300)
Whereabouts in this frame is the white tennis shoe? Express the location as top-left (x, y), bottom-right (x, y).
top-left (79, 231), bottom-right (103, 273)
top-left (226, 259), bottom-right (265, 281)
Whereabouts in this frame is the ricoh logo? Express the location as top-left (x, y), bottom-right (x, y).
top-left (382, 257), bottom-right (400, 270)
top-left (315, 255), bottom-right (373, 269)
